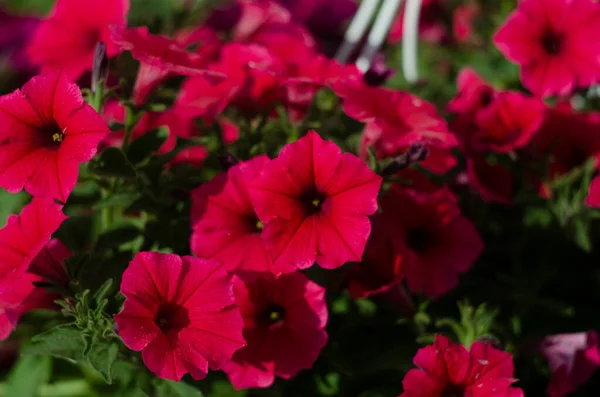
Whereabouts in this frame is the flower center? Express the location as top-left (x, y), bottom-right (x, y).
top-left (300, 190), bottom-right (325, 215)
top-left (480, 90), bottom-right (493, 108)
top-left (154, 303), bottom-right (190, 332)
top-left (259, 304), bottom-right (286, 327)
top-left (406, 227), bottom-right (434, 253)
top-left (441, 384), bottom-right (465, 397)
top-left (41, 122), bottom-right (65, 147)
top-left (541, 32), bottom-right (563, 55)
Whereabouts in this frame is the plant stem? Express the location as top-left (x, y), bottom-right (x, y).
top-left (122, 106), bottom-right (136, 153)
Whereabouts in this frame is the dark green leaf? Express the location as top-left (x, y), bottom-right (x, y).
top-left (94, 192), bottom-right (141, 210)
top-left (93, 279), bottom-right (114, 306)
top-left (55, 214), bottom-right (95, 252)
top-left (573, 218), bottom-right (592, 252)
top-left (6, 355), bottom-right (52, 397)
top-left (155, 379), bottom-right (205, 397)
top-left (87, 341), bottom-right (119, 384)
top-left (25, 326), bottom-right (85, 362)
top-left (96, 226), bottom-right (142, 251)
top-left (127, 127), bottom-right (169, 164)
top-left (92, 147), bottom-right (137, 178)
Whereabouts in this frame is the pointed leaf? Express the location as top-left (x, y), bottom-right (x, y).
top-left (87, 341), bottom-right (119, 384)
top-left (6, 355), bottom-right (52, 397)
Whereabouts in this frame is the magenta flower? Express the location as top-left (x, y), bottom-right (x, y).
top-left (222, 272), bottom-right (328, 389)
top-left (540, 331), bottom-right (600, 397)
top-left (382, 186), bottom-right (483, 298)
top-left (114, 252), bottom-right (245, 381)
top-left (0, 72), bottom-right (110, 202)
top-left (248, 131), bottom-right (382, 270)
top-left (191, 156), bottom-right (296, 278)
top-left (27, 0), bottom-right (130, 80)
top-left (0, 198), bottom-right (66, 293)
top-left (494, 0), bottom-right (600, 97)
top-left (401, 335), bottom-right (524, 397)
top-left (473, 91), bottom-right (544, 153)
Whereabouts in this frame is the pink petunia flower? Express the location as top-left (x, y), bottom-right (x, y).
top-left (389, 0), bottom-right (447, 44)
top-left (494, 0), bottom-right (600, 97)
top-left (27, 0), bottom-right (129, 80)
top-left (111, 26), bottom-right (223, 106)
top-left (222, 272), bottom-right (328, 389)
top-left (400, 334), bottom-right (524, 397)
top-left (453, 4), bottom-right (479, 44)
top-left (248, 131), bottom-right (382, 270)
top-left (467, 157), bottom-right (514, 205)
top-left (472, 91), bottom-right (545, 154)
top-left (0, 72), bottom-right (110, 202)
top-left (540, 331), bottom-right (600, 397)
top-left (191, 156), bottom-right (296, 278)
top-left (448, 68), bottom-right (496, 117)
top-left (114, 252), bottom-right (245, 381)
top-left (0, 238), bottom-right (71, 340)
top-left (381, 186), bottom-right (483, 298)
top-left (334, 81), bottom-right (458, 174)
top-left (586, 176), bottom-right (600, 208)
top-left (0, 198), bottom-right (66, 293)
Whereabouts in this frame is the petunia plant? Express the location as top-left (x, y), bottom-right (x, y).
top-left (2, 0), bottom-right (600, 396)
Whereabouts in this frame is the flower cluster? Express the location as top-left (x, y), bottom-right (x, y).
top-left (1, 0), bottom-right (600, 395)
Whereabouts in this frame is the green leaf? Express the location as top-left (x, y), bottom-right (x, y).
top-left (127, 127), bottom-right (169, 164)
top-left (25, 326), bottom-right (86, 363)
top-left (93, 279), bottom-right (114, 306)
top-left (6, 355), bottom-right (52, 397)
top-left (573, 218), bottom-right (592, 252)
top-left (155, 379), bottom-right (205, 397)
top-left (96, 226), bottom-right (142, 251)
top-left (92, 147), bottom-right (137, 178)
top-left (87, 341), bottom-right (119, 384)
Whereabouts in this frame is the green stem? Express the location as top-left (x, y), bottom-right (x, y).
top-left (122, 106), bottom-right (136, 153)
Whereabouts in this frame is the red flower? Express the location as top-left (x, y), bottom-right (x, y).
top-left (101, 101), bottom-right (196, 155)
top-left (335, 82), bottom-right (457, 174)
top-left (0, 72), bottom-right (110, 202)
top-left (248, 131), bottom-right (382, 270)
top-left (27, 0), bottom-right (129, 80)
top-left (0, 198), bottom-right (66, 293)
top-left (467, 158), bottom-right (514, 205)
top-left (114, 252), bottom-right (245, 381)
top-left (472, 92), bottom-right (544, 154)
top-left (531, 105), bottom-right (600, 179)
top-left (176, 43), bottom-right (285, 120)
top-left (0, 273), bottom-right (49, 340)
top-left (453, 5), bottom-right (479, 44)
top-left (0, 238), bottom-right (70, 340)
top-left (347, 215), bottom-right (404, 299)
top-left (586, 176), bottom-right (600, 208)
top-left (448, 68), bottom-right (496, 117)
top-left (494, 0), bottom-right (600, 97)
top-left (400, 334), bottom-right (523, 397)
top-left (111, 26), bottom-right (223, 106)
top-left (191, 156), bottom-right (296, 278)
top-left (389, 0), bottom-right (447, 44)
top-left (222, 272), bottom-right (328, 389)
top-left (28, 239), bottom-right (71, 288)
top-left (382, 186), bottom-right (483, 298)
top-left (540, 331), bottom-right (600, 397)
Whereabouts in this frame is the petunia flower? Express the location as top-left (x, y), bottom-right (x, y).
top-left (334, 81), bottom-right (458, 174)
top-left (448, 68), bottom-right (496, 117)
top-left (389, 0), bottom-right (447, 44)
top-left (27, 0), bottom-right (130, 80)
top-left (191, 156), bottom-right (295, 278)
top-left (531, 105), bottom-right (600, 179)
top-left (222, 272), bottom-right (328, 389)
top-left (467, 157), bottom-right (514, 205)
top-left (540, 331), bottom-right (600, 397)
top-left (0, 72), bottom-right (110, 202)
top-left (494, 0), bottom-right (600, 97)
top-left (0, 238), bottom-right (71, 340)
top-left (0, 9), bottom-right (40, 73)
top-left (110, 26), bottom-right (223, 106)
top-left (0, 273), bottom-right (50, 340)
top-left (248, 130), bottom-right (382, 270)
top-left (0, 198), bottom-right (66, 293)
top-left (114, 252), bottom-right (245, 381)
top-left (400, 334), bottom-right (524, 397)
top-left (346, 214), bottom-right (404, 299)
top-left (381, 186), bottom-right (483, 298)
top-left (472, 91), bottom-right (545, 154)
top-left (586, 176), bottom-right (600, 208)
